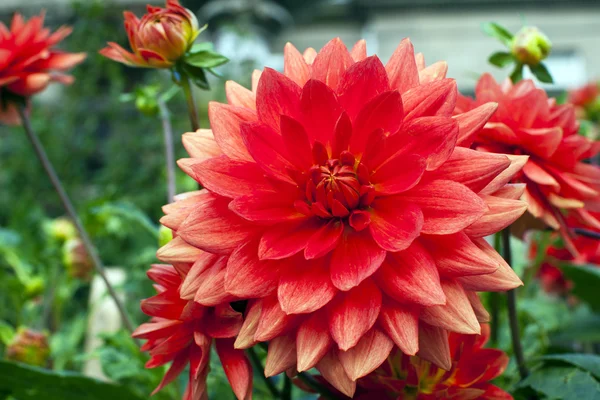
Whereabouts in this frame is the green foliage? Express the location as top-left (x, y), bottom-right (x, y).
top-left (558, 264), bottom-right (600, 312)
top-left (482, 22), bottom-right (514, 47)
top-left (530, 63), bottom-right (554, 83)
top-left (488, 51), bottom-right (515, 68)
top-left (0, 360), bottom-right (145, 400)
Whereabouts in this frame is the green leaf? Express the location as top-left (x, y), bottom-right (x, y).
top-left (184, 50), bottom-right (229, 69)
top-left (488, 51), bottom-right (514, 68)
top-left (0, 321), bottom-right (15, 345)
top-left (558, 263), bottom-right (600, 312)
top-left (517, 366), bottom-right (600, 400)
top-left (551, 312), bottom-right (600, 344)
top-left (482, 22), bottom-right (514, 47)
top-left (531, 62), bottom-right (554, 83)
top-left (181, 64), bottom-right (210, 90)
top-left (539, 354), bottom-right (600, 380)
top-left (189, 42), bottom-right (214, 53)
top-left (0, 360), bottom-right (145, 400)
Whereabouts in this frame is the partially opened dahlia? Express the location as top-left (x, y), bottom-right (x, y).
top-left (160, 38), bottom-right (526, 396)
top-left (133, 264), bottom-right (252, 400)
top-left (456, 74), bottom-right (600, 252)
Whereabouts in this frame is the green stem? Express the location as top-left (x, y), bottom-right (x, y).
top-left (157, 99), bottom-right (176, 203)
top-left (180, 73), bottom-right (199, 131)
top-left (17, 105), bottom-right (136, 335)
top-left (247, 347), bottom-right (280, 398)
top-left (297, 372), bottom-right (337, 400)
top-left (502, 229), bottom-right (529, 379)
top-left (282, 375), bottom-right (292, 400)
top-left (490, 233), bottom-right (502, 346)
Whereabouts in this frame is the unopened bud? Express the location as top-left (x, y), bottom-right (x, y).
top-left (6, 328), bottom-right (50, 367)
top-left (511, 27), bottom-right (552, 66)
top-left (63, 238), bottom-right (93, 280)
top-left (46, 217), bottom-right (77, 242)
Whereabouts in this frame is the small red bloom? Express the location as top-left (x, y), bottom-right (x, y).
top-left (0, 12), bottom-right (85, 124)
top-left (568, 82), bottom-right (599, 109)
top-left (100, 0), bottom-right (200, 68)
top-left (161, 38), bottom-right (526, 396)
top-left (456, 74), bottom-right (600, 253)
top-left (133, 264), bottom-right (252, 400)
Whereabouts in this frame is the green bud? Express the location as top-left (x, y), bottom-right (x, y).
top-left (158, 225), bottom-right (173, 248)
top-left (45, 217), bottom-right (77, 242)
top-left (6, 328), bottom-right (50, 367)
top-left (511, 27), bottom-right (552, 66)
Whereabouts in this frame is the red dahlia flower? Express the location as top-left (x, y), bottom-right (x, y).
top-left (0, 12), bottom-right (85, 124)
top-left (456, 74), bottom-right (600, 252)
top-left (159, 37), bottom-right (526, 396)
top-left (299, 324), bottom-right (511, 400)
top-left (99, 0), bottom-right (200, 68)
top-left (569, 82), bottom-right (599, 109)
top-left (133, 264), bottom-right (252, 400)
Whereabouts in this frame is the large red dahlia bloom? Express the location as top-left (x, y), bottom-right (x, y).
top-left (0, 12), bottom-right (85, 124)
top-left (298, 324), bottom-right (511, 400)
top-left (456, 74), bottom-right (600, 251)
top-left (160, 38), bottom-right (526, 396)
top-left (133, 264), bottom-right (252, 400)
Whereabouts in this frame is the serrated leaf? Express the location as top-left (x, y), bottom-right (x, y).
top-left (0, 360), bottom-right (145, 400)
top-left (482, 22), bottom-right (514, 47)
top-left (517, 366), bottom-right (600, 400)
top-left (488, 51), bottom-right (514, 68)
top-left (185, 50), bottom-right (229, 69)
top-left (539, 354), bottom-right (600, 380)
top-left (559, 263), bottom-right (600, 312)
top-left (531, 62), bottom-right (554, 83)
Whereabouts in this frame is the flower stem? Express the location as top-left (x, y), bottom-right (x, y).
top-left (282, 375), bottom-right (292, 400)
top-left (180, 73), bottom-right (199, 131)
top-left (490, 233), bottom-right (502, 346)
top-left (17, 105), bottom-right (136, 335)
top-left (157, 99), bottom-right (177, 203)
top-left (502, 229), bottom-right (529, 379)
top-left (297, 372), bottom-right (337, 400)
top-left (247, 346), bottom-right (280, 398)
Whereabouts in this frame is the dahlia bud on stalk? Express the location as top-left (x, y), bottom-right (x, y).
top-left (63, 238), bottom-right (93, 280)
top-left (6, 328), bottom-right (50, 367)
top-left (45, 217), bottom-right (77, 242)
top-left (511, 27), bottom-right (552, 66)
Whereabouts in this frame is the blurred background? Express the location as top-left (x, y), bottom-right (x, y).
top-left (0, 0), bottom-right (599, 399)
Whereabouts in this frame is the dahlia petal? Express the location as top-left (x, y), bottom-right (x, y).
top-left (369, 199), bottom-right (423, 252)
top-left (329, 279), bottom-right (381, 351)
top-left (147, 264), bottom-right (181, 288)
top-left (479, 122), bottom-right (521, 145)
top-left (300, 79), bottom-right (343, 144)
top-left (316, 350), bottom-right (356, 397)
top-left (225, 80), bottom-right (256, 110)
top-left (350, 39), bottom-right (367, 61)
top-left (419, 61), bottom-right (448, 84)
top-left (256, 67), bottom-right (302, 130)
top-left (182, 130), bottom-right (222, 161)
top-left (234, 300), bottom-right (261, 349)
top-left (161, 191), bottom-right (206, 231)
top-left (240, 121), bottom-right (296, 185)
top-left (522, 160), bottom-right (560, 190)
top-left (305, 219), bottom-right (344, 259)
top-left (254, 296), bottom-right (296, 342)
top-left (192, 155), bottom-right (272, 198)
top-left (156, 236), bottom-right (204, 263)
top-left (225, 241), bottom-right (280, 298)
top-left (402, 180), bottom-right (487, 235)
top-left (311, 37), bottom-right (354, 91)
top-left (332, 111), bottom-right (353, 157)
top-left (215, 339), bottom-right (253, 400)
top-left (371, 153), bottom-right (426, 195)
top-left (402, 78), bottom-right (457, 120)
top-left (330, 229), bottom-right (386, 291)
top-left (205, 304), bottom-right (243, 339)
top-left (548, 193), bottom-right (583, 209)
top-left (417, 322), bottom-right (451, 370)
top-left (296, 312), bottom-right (333, 371)
top-left (480, 155), bottom-right (529, 195)
top-left (458, 238), bottom-right (523, 291)
top-left (420, 280), bottom-right (481, 334)
top-left (454, 102), bottom-right (498, 147)
top-left (399, 116), bottom-right (459, 171)
top-left (251, 69), bottom-right (261, 92)
top-left (284, 42), bottom-right (311, 86)
top-left (132, 320), bottom-right (183, 340)
top-left (303, 47), bottom-right (317, 64)
top-left (339, 328), bottom-right (393, 381)
top-left (264, 335), bottom-right (297, 377)
top-left (338, 56), bottom-right (390, 121)
top-left (229, 191), bottom-right (303, 222)
top-left (420, 232), bottom-right (498, 277)
top-left (141, 291), bottom-right (185, 320)
top-left (385, 38), bottom-right (419, 94)
top-left (208, 102), bottom-right (255, 162)
top-left (464, 195), bottom-right (528, 237)
top-left (278, 257), bottom-right (336, 314)
top-left (467, 291), bottom-right (490, 323)
top-left (374, 244), bottom-right (446, 306)
top-left (521, 127), bottom-right (563, 159)
top-left (191, 257), bottom-right (235, 306)
top-left (179, 252), bottom-right (221, 299)
top-left (153, 352), bottom-right (188, 394)
top-left (280, 115), bottom-right (313, 169)
top-left (426, 147), bottom-right (511, 193)
top-left (177, 193), bottom-right (258, 254)
top-left (492, 183), bottom-right (526, 200)
top-left (259, 218), bottom-right (320, 260)
top-left (379, 302), bottom-right (419, 355)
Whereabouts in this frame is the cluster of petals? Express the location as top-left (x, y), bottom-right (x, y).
top-left (153, 37), bottom-right (526, 397)
top-left (0, 12), bottom-right (85, 124)
top-left (568, 82), bottom-right (599, 109)
top-left (456, 74), bottom-right (600, 253)
top-left (299, 324), bottom-right (511, 400)
top-left (133, 263), bottom-right (252, 400)
top-left (99, 0), bottom-right (200, 68)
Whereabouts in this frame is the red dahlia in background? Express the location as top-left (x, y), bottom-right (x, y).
top-left (456, 74), bottom-right (600, 253)
top-left (133, 263), bottom-right (252, 400)
top-left (0, 12), bottom-right (86, 125)
top-left (159, 37), bottom-right (526, 396)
